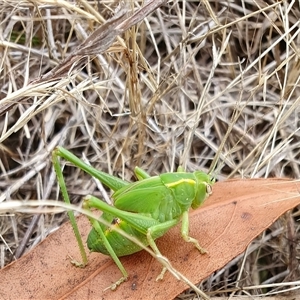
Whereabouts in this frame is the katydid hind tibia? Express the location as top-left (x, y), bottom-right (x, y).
top-left (52, 146), bottom-right (214, 290)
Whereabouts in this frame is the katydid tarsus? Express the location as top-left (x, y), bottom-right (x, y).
top-left (52, 146), bottom-right (214, 291)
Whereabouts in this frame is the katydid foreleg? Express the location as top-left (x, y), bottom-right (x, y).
top-left (181, 211), bottom-right (207, 254)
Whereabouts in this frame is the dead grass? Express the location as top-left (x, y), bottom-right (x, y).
top-left (0, 0), bottom-right (299, 298)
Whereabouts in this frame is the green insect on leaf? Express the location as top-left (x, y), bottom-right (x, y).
top-left (52, 146), bottom-right (214, 292)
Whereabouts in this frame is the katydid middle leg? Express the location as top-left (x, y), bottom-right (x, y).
top-left (134, 166), bottom-right (151, 180)
top-left (145, 219), bottom-right (180, 281)
top-left (145, 214), bottom-right (207, 281)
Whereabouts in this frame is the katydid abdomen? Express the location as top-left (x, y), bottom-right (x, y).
top-left (87, 214), bottom-right (174, 257)
top-left (87, 217), bottom-right (148, 256)
top-left (85, 196), bottom-right (179, 257)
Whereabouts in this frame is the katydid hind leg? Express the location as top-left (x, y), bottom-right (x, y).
top-left (53, 146), bottom-right (131, 286)
top-left (54, 146), bottom-right (129, 192)
top-left (88, 216), bottom-right (128, 290)
top-left (181, 211), bottom-right (207, 254)
top-left (52, 150), bottom-right (88, 266)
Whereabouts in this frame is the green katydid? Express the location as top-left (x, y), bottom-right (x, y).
top-left (52, 146), bottom-right (214, 290)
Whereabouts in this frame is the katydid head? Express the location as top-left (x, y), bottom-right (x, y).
top-left (191, 171), bottom-right (214, 209)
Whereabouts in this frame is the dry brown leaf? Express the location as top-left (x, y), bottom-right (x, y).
top-left (1, 178), bottom-right (300, 299)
